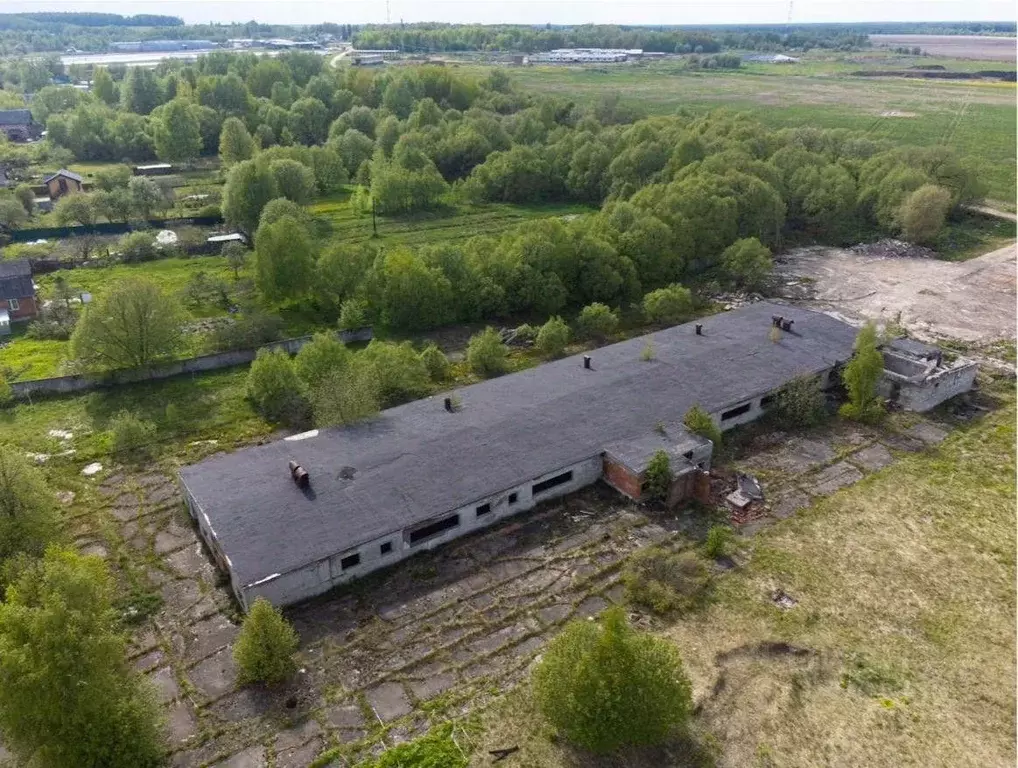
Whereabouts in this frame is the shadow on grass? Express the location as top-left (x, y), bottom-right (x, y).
top-left (551, 729), bottom-right (719, 768)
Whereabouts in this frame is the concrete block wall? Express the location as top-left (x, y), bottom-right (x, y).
top-left (241, 455), bottom-right (604, 609)
top-left (896, 362), bottom-right (978, 412)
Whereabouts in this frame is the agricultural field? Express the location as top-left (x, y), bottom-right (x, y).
top-left (508, 59), bottom-right (1017, 204)
top-left (870, 34), bottom-right (1017, 61)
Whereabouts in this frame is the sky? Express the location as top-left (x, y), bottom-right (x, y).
top-left (4, 0), bottom-right (1015, 26)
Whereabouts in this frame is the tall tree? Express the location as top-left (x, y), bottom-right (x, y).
top-left (0, 446), bottom-right (59, 571)
top-left (253, 215), bottom-right (316, 301)
top-left (92, 66), bottom-right (117, 106)
top-left (0, 548), bottom-right (165, 768)
top-left (153, 99), bottom-right (202, 163)
top-left (268, 159), bottom-right (317, 205)
top-left (127, 176), bottom-right (167, 220)
top-left (218, 116), bottom-right (257, 165)
top-left (223, 159), bottom-right (278, 234)
top-left (840, 323), bottom-right (885, 423)
top-left (70, 279), bottom-right (183, 371)
top-left (120, 67), bottom-right (162, 115)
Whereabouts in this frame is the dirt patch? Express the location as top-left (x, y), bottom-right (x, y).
top-left (775, 243), bottom-right (1016, 344)
top-left (870, 34), bottom-right (1017, 62)
top-left (879, 110), bottom-right (918, 118)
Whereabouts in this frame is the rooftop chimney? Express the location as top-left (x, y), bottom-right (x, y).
top-left (695, 323), bottom-right (703, 336)
top-left (771, 315), bottom-right (784, 327)
top-left (288, 460), bottom-right (309, 489)
top-left (444, 397), bottom-right (453, 412)
top-left (781, 319), bottom-right (794, 332)
top-left (583, 355), bottom-right (592, 370)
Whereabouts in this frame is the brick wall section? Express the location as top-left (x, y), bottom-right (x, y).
top-left (0, 296), bottom-right (37, 321)
top-left (602, 456), bottom-right (643, 500)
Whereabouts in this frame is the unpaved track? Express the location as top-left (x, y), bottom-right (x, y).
top-left (776, 243), bottom-right (1016, 343)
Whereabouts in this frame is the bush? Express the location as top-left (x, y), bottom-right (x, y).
top-left (683, 404), bottom-right (721, 448)
top-left (338, 298), bottom-right (369, 331)
top-left (623, 548), bottom-right (711, 615)
top-left (207, 311), bottom-right (283, 352)
top-left (899, 184), bottom-right (951, 244)
top-left (704, 525), bottom-right (733, 559)
top-left (0, 372), bottom-right (11, 408)
top-left (359, 341), bottom-right (431, 407)
top-left (467, 327), bottom-right (508, 377)
top-left (535, 315), bottom-right (570, 358)
top-left (721, 237), bottom-right (772, 291)
top-left (643, 283), bottom-right (693, 325)
top-left (246, 348), bottom-right (308, 425)
top-left (642, 449), bottom-right (671, 503)
top-left (108, 410), bottom-right (156, 459)
top-left (117, 231), bottom-right (158, 263)
top-left (233, 597), bottom-right (299, 685)
top-left (365, 723), bottom-right (468, 768)
top-left (293, 332), bottom-right (350, 389)
top-left (512, 323), bottom-right (537, 343)
top-left (533, 606), bottom-right (693, 753)
top-left (773, 374), bottom-right (828, 429)
top-left (419, 343), bottom-right (450, 381)
top-left (640, 339), bottom-right (655, 361)
top-left (575, 302), bottom-right (619, 341)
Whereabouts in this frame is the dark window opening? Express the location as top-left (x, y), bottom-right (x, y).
top-left (721, 402), bottom-right (752, 421)
top-left (380, 541), bottom-right (392, 555)
top-left (340, 552), bottom-right (360, 570)
top-left (760, 394), bottom-right (776, 408)
top-left (476, 503), bottom-right (491, 517)
top-left (532, 471), bottom-right (573, 496)
top-left (683, 450), bottom-right (694, 461)
top-left (508, 492), bottom-right (518, 504)
top-left (409, 514), bottom-right (460, 545)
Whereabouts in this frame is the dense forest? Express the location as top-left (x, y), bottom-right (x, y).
top-left (0, 51), bottom-right (982, 344)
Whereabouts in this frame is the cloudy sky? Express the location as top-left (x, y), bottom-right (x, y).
top-left (5, 0), bottom-right (1014, 26)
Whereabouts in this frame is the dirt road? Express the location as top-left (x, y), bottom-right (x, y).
top-left (776, 243), bottom-right (1016, 343)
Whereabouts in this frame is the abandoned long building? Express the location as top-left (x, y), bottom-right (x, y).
top-left (178, 303), bottom-right (973, 609)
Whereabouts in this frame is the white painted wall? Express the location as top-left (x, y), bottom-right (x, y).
top-left (242, 455), bottom-right (604, 609)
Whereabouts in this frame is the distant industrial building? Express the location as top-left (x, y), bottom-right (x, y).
top-left (530, 48), bottom-right (643, 63)
top-left (110, 40), bottom-right (219, 53)
top-left (743, 54), bottom-right (801, 64)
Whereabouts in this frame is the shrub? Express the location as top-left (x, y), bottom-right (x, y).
top-left (358, 341), bottom-right (431, 406)
top-left (773, 374), bottom-right (828, 429)
top-left (623, 548), bottom-right (711, 615)
top-left (575, 302), bottom-right (619, 341)
top-left (704, 525), bottom-right (733, 558)
top-left (207, 311), bottom-right (283, 352)
top-left (116, 231), bottom-right (158, 263)
top-left (338, 298), bottom-right (369, 331)
top-left (419, 343), bottom-right (450, 381)
top-left (233, 597), bottom-right (299, 685)
top-left (640, 339), bottom-right (655, 361)
top-left (246, 348), bottom-right (307, 425)
top-left (721, 237), bottom-right (772, 291)
top-left (839, 323), bottom-right (885, 424)
top-left (642, 449), bottom-right (671, 503)
top-left (533, 606), bottom-right (693, 753)
top-left (467, 327), bottom-right (508, 377)
top-left (899, 184), bottom-right (951, 244)
top-left (0, 372), bottom-right (11, 408)
top-left (293, 332), bottom-right (350, 389)
top-left (683, 404), bottom-right (721, 448)
top-left (535, 315), bottom-right (570, 358)
top-left (643, 283), bottom-right (693, 325)
top-left (108, 410), bottom-right (156, 459)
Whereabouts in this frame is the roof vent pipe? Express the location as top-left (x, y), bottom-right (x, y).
top-left (583, 355), bottom-right (592, 369)
top-left (695, 324), bottom-right (703, 336)
top-left (288, 460), bottom-right (309, 489)
top-left (782, 319), bottom-right (794, 332)
top-left (444, 397), bottom-right (453, 412)
top-left (772, 315), bottom-right (784, 327)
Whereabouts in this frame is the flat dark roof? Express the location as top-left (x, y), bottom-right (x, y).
top-left (179, 303), bottom-right (857, 588)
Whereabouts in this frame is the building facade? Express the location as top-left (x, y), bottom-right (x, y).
top-left (0, 260), bottom-right (37, 322)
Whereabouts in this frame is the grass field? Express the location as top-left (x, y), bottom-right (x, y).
top-left (476, 383), bottom-right (1016, 767)
top-left (507, 62), bottom-right (1017, 204)
top-left (311, 196), bottom-right (593, 247)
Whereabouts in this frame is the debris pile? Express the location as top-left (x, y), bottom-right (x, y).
top-left (850, 239), bottom-right (938, 259)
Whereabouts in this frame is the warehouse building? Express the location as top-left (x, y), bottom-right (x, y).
top-left (178, 303), bottom-right (971, 610)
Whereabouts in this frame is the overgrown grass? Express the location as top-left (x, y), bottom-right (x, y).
top-left (473, 385), bottom-right (1016, 767)
top-left (935, 211), bottom-right (1017, 261)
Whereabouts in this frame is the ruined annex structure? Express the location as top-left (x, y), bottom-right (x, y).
top-left (179, 303), bottom-right (975, 609)
top-left (878, 337), bottom-right (979, 412)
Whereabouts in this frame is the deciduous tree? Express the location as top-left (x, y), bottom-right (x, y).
top-left (0, 446), bottom-right (59, 569)
top-left (0, 548), bottom-right (165, 768)
top-left (253, 215), bottom-right (316, 301)
top-left (233, 597), bottom-right (300, 685)
top-left (153, 99), bottom-right (202, 163)
top-left (219, 116), bottom-right (257, 165)
top-left (839, 323), bottom-right (885, 423)
top-left (70, 279), bottom-right (183, 370)
top-left (467, 327), bottom-right (508, 377)
top-left (899, 184), bottom-right (952, 244)
top-left (223, 159), bottom-right (279, 233)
